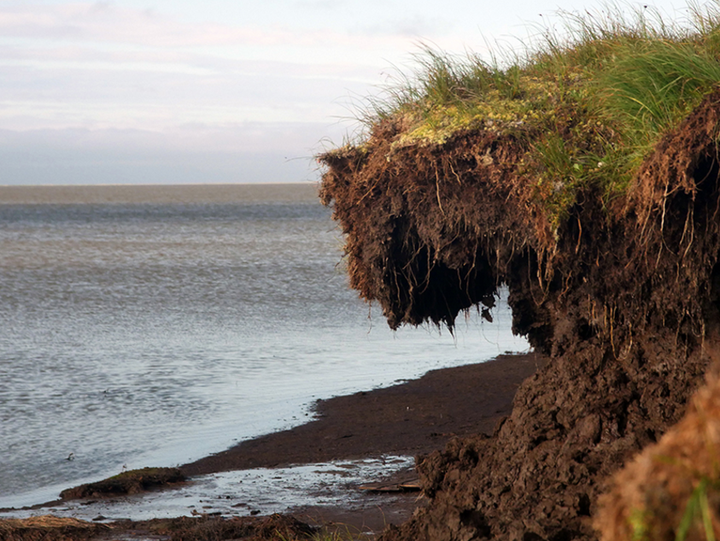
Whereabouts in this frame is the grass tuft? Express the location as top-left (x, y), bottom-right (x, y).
top-left (346, 2), bottom-right (720, 226)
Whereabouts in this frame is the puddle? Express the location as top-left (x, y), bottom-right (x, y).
top-left (0, 456), bottom-right (415, 522)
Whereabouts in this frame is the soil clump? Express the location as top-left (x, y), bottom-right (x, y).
top-left (59, 468), bottom-right (186, 500)
top-left (115, 514), bottom-right (317, 541)
top-left (0, 514), bottom-right (315, 541)
top-left (318, 90), bottom-right (720, 539)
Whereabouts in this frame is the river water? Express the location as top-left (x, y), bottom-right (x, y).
top-left (0, 183), bottom-right (528, 509)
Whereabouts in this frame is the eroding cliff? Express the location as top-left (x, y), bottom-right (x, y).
top-left (319, 88), bottom-right (720, 540)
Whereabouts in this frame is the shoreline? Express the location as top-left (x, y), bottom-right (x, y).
top-left (181, 351), bottom-right (546, 476)
top-left (0, 182), bottom-right (319, 205)
top-left (1, 351), bottom-right (546, 534)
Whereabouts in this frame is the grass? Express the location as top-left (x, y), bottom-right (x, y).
top-left (676, 478), bottom-right (717, 541)
top-left (350, 1), bottom-right (720, 227)
top-left (310, 525), bottom-right (372, 541)
top-left (627, 475), bottom-right (720, 541)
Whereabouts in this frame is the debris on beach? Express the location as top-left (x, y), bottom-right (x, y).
top-left (359, 480), bottom-right (421, 493)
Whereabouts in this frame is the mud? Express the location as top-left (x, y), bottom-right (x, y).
top-left (0, 514), bottom-right (316, 541)
top-left (0, 516), bottom-right (110, 541)
top-left (319, 90), bottom-right (720, 539)
top-left (60, 468), bottom-right (186, 500)
top-left (116, 514), bottom-right (317, 541)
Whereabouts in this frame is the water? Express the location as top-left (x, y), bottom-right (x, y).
top-left (0, 456), bottom-right (417, 524)
top-left (0, 184), bottom-right (528, 509)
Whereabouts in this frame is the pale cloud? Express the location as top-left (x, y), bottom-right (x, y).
top-left (292, 0), bottom-right (342, 10)
top-left (0, 42), bottom-right (385, 81)
top-left (0, 1), bottom-right (392, 137)
top-left (0, 53), bottom-right (380, 132)
top-left (0, 3), bottom-right (414, 53)
top-left (352, 14), bottom-right (455, 38)
top-left (0, 0), bottom-right (418, 146)
top-left (0, 122), bottom-right (341, 154)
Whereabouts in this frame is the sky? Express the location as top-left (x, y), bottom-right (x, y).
top-left (0, 0), bottom-right (698, 185)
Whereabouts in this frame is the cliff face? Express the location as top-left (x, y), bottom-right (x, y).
top-left (319, 90), bottom-right (720, 540)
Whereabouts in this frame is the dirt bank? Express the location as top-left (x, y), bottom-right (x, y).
top-left (319, 89), bottom-right (720, 540)
top-left (0, 514), bottom-right (316, 541)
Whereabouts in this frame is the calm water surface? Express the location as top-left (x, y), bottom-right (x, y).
top-left (0, 184), bottom-right (528, 508)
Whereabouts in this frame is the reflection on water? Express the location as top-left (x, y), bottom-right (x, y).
top-left (0, 184), bottom-right (528, 508)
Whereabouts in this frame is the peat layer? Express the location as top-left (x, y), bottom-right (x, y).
top-left (319, 90), bottom-right (720, 540)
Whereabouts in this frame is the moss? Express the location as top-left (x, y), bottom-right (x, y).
top-left (390, 75), bottom-right (562, 149)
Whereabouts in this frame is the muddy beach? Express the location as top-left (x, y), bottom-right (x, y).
top-left (181, 352), bottom-right (545, 475)
top-left (1, 351), bottom-right (543, 539)
top-left (180, 351), bottom-right (546, 532)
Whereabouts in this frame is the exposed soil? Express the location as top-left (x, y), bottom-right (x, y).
top-left (180, 352), bottom-right (544, 535)
top-left (318, 90), bottom-right (720, 540)
top-left (0, 516), bottom-right (110, 541)
top-left (111, 514), bottom-right (317, 541)
top-left (0, 514), bottom-right (317, 541)
top-left (594, 365), bottom-right (720, 541)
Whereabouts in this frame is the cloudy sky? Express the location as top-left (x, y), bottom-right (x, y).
top-left (0, 0), bottom-right (694, 185)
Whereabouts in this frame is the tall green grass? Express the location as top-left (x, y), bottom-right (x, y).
top-left (354, 2), bottom-right (720, 220)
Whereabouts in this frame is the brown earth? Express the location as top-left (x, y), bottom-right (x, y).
top-left (112, 514), bottom-right (317, 541)
top-left (0, 514), bottom-right (315, 541)
top-left (0, 516), bottom-right (109, 541)
top-left (318, 90), bottom-right (720, 540)
top-left (59, 468), bottom-right (186, 500)
top-left (595, 363), bottom-right (720, 541)
top-left (180, 352), bottom-right (545, 535)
